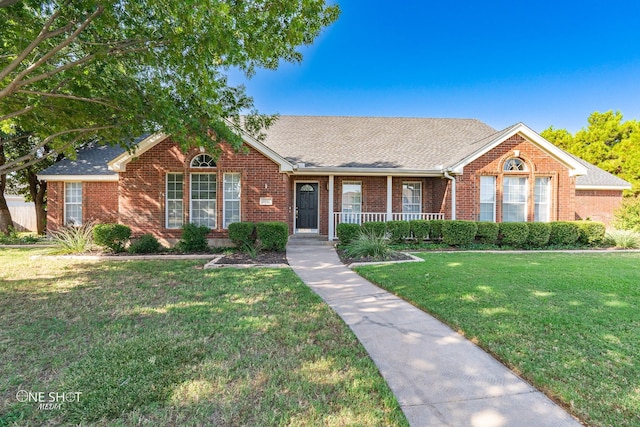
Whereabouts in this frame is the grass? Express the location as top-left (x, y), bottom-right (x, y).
top-left (354, 252), bottom-right (640, 427)
top-left (0, 248), bottom-right (407, 426)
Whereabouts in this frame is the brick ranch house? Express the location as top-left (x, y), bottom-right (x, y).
top-left (39, 116), bottom-right (631, 245)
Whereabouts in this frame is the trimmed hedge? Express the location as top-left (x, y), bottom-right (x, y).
top-left (256, 222), bottom-right (288, 251)
top-left (526, 222), bottom-right (551, 247)
top-left (361, 221), bottom-right (387, 237)
top-left (128, 234), bottom-right (163, 254)
top-left (429, 219), bottom-right (445, 240)
top-left (337, 223), bottom-right (361, 244)
top-left (575, 220), bottom-right (606, 245)
top-left (386, 220), bottom-right (410, 243)
top-left (499, 222), bottom-right (529, 247)
top-left (177, 223), bottom-right (210, 252)
top-left (93, 223), bottom-right (131, 253)
top-left (410, 220), bottom-right (430, 241)
top-left (549, 221), bottom-right (580, 245)
top-left (442, 220), bottom-right (477, 246)
top-left (475, 222), bottom-right (499, 244)
top-left (228, 221), bottom-right (256, 247)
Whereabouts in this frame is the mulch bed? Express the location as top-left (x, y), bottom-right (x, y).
top-left (216, 251), bottom-right (288, 265)
top-left (336, 248), bottom-right (414, 265)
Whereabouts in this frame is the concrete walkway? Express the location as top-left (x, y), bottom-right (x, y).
top-left (286, 241), bottom-right (583, 427)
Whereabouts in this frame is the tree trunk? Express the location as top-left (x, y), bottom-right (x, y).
top-left (0, 147), bottom-right (14, 234)
top-left (27, 170), bottom-right (47, 234)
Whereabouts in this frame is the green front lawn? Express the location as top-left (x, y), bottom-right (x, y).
top-left (0, 249), bottom-right (407, 426)
top-left (355, 252), bottom-right (640, 427)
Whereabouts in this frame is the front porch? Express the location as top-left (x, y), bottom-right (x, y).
top-left (330, 212), bottom-right (444, 240)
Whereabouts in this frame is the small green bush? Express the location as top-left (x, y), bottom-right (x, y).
top-left (336, 223), bottom-right (361, 244)
top-left (386, 221), bottom-right (410, 243)
top-left (177, 223), bottom-right (210, 252)
top-left (93, 223), bottom-right (131, 253)
top-left (51, 223), bottom-right (95, 254)
top-left (604, 229), bottom-right (640, 249)
top-left (429, 219), bottom-right (445, 240)
top-left (526, 222), bottom-right (551, 247)
top-left (345, 229), bottom-right (392, 260)
top-left (549, 221), bottom-right (580, 245)
top-left (128, 234), bottom-right (163, 254)
top-left (410, 220), bottom-right (430, 241)
top-left (499, 222), bottom-right (529, 247)
top-left (442, 220), bottom-right (477, 246)
top-left (613, 197), bottom-right (640, 232)
top-left (475, 222), bottom-right (499, 244)
top-left (256, 222), bottom-right (288, 251)
top-left (228, 222), bottom-right (256, 247)
top-left (361, 221), bottom-right (387, 237)
top-left (575, 221), bottom-right (606, 245)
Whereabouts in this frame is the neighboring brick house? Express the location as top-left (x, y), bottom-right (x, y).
top-left (39, 116), bottom-right (631, 244)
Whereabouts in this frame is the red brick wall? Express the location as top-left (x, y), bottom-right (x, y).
top-left (46, 181), bottom-right (118, 233)
top-left (575, 189), bottom-right (623, 225)
top-left (456, 134), bottom-right (576, 221)
top-left (46, 181), bottom-right (63, 232)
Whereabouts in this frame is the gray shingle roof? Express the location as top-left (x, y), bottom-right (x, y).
top-left (39, 143), bottom-right (127, 176)
top-left (260, 116), bottom-right (498, 169)
top-left (570, 154), bottom-right (632, 188)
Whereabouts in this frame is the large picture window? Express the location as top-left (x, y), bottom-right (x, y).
top-left (64, 182), bottom-right (82, 225)
top-left (166, 173), bottom-right (184, 229)
top-left (534, 177), bottom-right (551, 222)
top-left (190, 174), bottom-right (216, 228)
top-left (503, 176), bottom-right (527, 222)
top-left (223, 173), bottom-right (241, 229)
top-left (479, 176), bottom-right (496, 222)
top-left (342, 181), bottom-right (362, 224)
top-left (402, 182), bottom-right (422, 220)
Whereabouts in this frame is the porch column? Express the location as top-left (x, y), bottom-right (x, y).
top-left (386, 175), bottom-right (393, 221)
top-left (328, 175), bottom-right (335, 241)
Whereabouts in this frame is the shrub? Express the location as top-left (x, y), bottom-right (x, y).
top-left (604, 229), bottom-right (640, 249)
top-left (613, 197), bottom-right (640, 232)
top-left (549, 221), bottom-right (580, 245)
top-left (499, 222), bottom-right (529, 247)
top-left (575, 221), bottom-right (606, 245)
top-left (336, 223), bottom-right (361, 244)
top-left (429, 219), bottom-right (445, 240)
top-left (386, 221), bottom-right (410, 243)
top-left (93, 223), bottom-right (131, 253)
top-left (344, 229), bottom-right (392, 260)
top-left (51, 223), bottom-right (95, 254)
top-left (128, 234), bottom-right (163, 254)
top-left (526, 222), bottom-right (551, 247)
top-left (256, 222), bottom-right (288, 251)
top-left (475, 222), bottom-right (499, 244)
top-left (361, 221), bottom-right (387, 237)
top-left (228, 222), bottom-right (256, 247)
top-left (410, 220), bottom-right (430, 241)
top-left (177, 223), bottom-right (210, 252)
top-left (442, 220), bottom-right (477, 246)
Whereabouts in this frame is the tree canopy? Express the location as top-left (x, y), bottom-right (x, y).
top-left (0, 0), bottom-right (340, 175)
top-left (542, 111), bottom-right (640, 196)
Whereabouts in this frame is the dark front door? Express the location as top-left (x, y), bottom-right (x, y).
top-left (296, 183), bottom-right (318, 230)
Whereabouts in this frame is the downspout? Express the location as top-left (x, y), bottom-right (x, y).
top-left (443, 170), bottom-right (456, 220)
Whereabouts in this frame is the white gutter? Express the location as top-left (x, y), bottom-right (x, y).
top-left (443, 170), bottom-right (456, 220)
top-left (292, 167), bottom-right (443, 177)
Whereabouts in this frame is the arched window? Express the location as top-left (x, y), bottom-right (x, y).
top-left (300, 184), bottom-right (315, 192)
top-left (503, 158), bottom-right (526, 171)
top-left (190, 154), bottom-right (216, 168)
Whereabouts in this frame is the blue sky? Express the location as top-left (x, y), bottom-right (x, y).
top-left (232, 0), bottom-right (640, 133)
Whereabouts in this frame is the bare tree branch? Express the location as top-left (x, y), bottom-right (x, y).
top-left (16, 89), bottom-right (123, 110)
top-left (0, 105), bottom-right (35, 122)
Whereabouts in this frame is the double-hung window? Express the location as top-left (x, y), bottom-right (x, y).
top-left (190, 174), bottom-right (217, 228)
top-left (223, 173), bottom-right (241, 228)
top-left (64, 182), bottom-right (82, 226)
top-left (479, 176), bottom-right (496, 222)
top-left (503, 176), bottom-right (527, 222)
top-left (166, 173), bottom-right (184, 229)
top-left (402, 182), bottom-right (422, 220)
top-left (342, 181), bottom-right (362, 224)
top-left (534, 177), bottom-right (551, 222)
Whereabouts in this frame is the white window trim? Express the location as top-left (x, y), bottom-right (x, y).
top-left (479, 176), bottom-right (496, 222)
top-left (502, 176), bottom-right (528, 222)
top-left (342, 181), bottom-right (362, 224)
top-left (190, 173), bottom-right (217, 229)
top-left (166, 173), bottom-right (184, 229)
top-left (223, 173), bottom-right (241, 229)
top-left (534, 177), bottom-right (552, 222)
top-left (402, 181), bottom-right (422, 212)
top-left (64, 182), bottom-right (82, 226)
